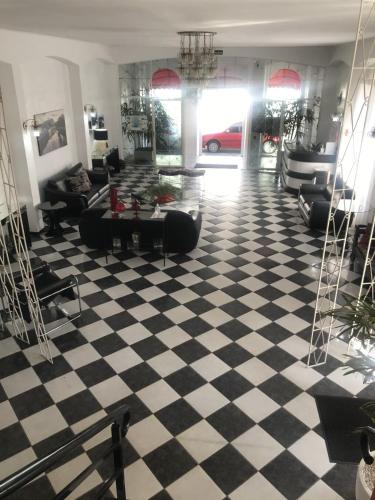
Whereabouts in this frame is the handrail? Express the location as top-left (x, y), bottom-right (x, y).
top-left (0, 403), bottom-right (130, 499)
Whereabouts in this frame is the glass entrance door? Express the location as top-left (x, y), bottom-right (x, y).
top-left (152, 88), bottom-right (182, 166)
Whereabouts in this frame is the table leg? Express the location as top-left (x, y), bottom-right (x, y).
top-left (45, 211), bottom-right (63, 237)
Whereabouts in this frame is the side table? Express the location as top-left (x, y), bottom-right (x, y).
top-left (38, 201), bottom-right (67, 237)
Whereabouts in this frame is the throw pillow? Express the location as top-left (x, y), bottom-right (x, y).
top-left (80, 170), bottom-right (92, 191)
top-left (66, 172), bottom-right (91, 193)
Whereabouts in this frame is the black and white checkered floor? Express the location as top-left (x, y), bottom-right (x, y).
top-left (0, 166), bottom-right (371, 499)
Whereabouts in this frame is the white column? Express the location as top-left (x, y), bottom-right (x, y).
top-left (0, 62), bottom-right (43, 231)
top-left (182, 87), bottom-right (199, 169)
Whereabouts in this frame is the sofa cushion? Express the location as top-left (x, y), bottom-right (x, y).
top-left (55, 179), bottom-right (67, 192)
top-left (66, 172), bottom-right (91, 193)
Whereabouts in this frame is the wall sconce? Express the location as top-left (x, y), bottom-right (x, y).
top-left (23, 118), bottom-right (40, 137)
top-left (84, 104), bottom-right (97, 117)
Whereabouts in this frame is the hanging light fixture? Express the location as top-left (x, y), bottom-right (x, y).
top-left (177, 31), bottom-right (218, 86)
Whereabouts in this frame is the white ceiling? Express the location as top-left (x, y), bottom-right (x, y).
top-left (0, 0), bottom-right (367, 48)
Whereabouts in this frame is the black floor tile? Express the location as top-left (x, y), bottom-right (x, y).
top-left (261, 450), bottom-right (318, 500)
top-left (156, 399), bottom-right (201, 435)
top-left (201, 444), bottom-right (256, 495)
top-left (259, 408), bottom-right (309, 448)
top-left (144, 439), bottom-right (196, 487)
top-left (207, 403), bottom-right (254, 441)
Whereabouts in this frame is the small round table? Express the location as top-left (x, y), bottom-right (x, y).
top-left (38, 201), bottom-right (67, 237)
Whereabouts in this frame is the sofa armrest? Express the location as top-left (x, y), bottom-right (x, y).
top-left (309, 200), bottom-right (331, 229)
top-left (87, 170), bottom-right (108, 184)
top-left (44, 186), bottom-right (88, 214)
top-left (45, 186), bottom-right (87, 202)
top-left (299, 184), bottom-right (327, 195)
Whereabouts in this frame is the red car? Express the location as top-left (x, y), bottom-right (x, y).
top-left (202, 123), bottom-right (279, 154)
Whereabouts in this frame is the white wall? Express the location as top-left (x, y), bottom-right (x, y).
top-left (81, 59), bottom-right (123, 158)
top-left (0, 28), bottom-right (122, 231)
top-left (20, 58), bottom-right (77, 188)
top-left (316, 61), bottom-right (350, 144)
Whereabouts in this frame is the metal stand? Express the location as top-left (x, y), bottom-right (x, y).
top-left (0, 87), bottom-right (52, 362)
top-left (308, 0), bottom-right (375, 366)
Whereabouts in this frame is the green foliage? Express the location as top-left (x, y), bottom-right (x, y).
top-left (252, 97), bottom-right (320, 144)
top-left (141, 182), bottom-right (182, 202)
top-left (325, 294), bottom-right (375, 348)
top-left (120, 91), bottom-right (180, 154)
top-left (153, 99), bottom-right (173, 151)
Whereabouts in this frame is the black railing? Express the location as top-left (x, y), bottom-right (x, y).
top-left (0, 404), bottom-right (130, 499)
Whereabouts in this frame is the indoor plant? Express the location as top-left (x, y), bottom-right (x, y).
top-left (141, 182), bottom-right (182, 205)
top-left (326, 296), bottom-right (375, 499)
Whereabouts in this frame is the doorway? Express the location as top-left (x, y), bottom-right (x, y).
top-left (152, 88), bottom-right (182, 166)
top-left (198, 88), bottom-right (249, 167)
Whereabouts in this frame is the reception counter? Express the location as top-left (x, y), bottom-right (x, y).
top-left (281, 143), bottom-right (336, 194)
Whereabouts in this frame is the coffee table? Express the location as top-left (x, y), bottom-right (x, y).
top-left (101, 208), bottom-right (167, 261)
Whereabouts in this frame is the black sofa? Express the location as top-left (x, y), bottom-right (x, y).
top-left (79, 207), bottom-right (202, 254)
top-left (298, 181), bottom-right (354, 230)
top-left (44, 163), bottom-right (109, 217)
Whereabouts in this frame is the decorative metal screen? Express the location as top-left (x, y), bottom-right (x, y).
top-left (308, 0), bottom-right (375, 366)
top-left (0, 87), bottom-right (52, 362)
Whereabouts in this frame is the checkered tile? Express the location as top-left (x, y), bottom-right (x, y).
top-left (0, 166), bottom-right (364, 499)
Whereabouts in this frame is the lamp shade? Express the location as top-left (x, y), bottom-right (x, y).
top-left (93, 129), bottom-right (108, 141)
top-left (151, 69), bottom-right (180, 89)
top-left (268, 69), bottom-right (301, 90)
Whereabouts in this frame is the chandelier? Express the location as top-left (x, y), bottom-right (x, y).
top-left (177, 31), bottom-right (218, 85)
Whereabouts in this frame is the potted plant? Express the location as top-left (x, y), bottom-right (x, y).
top-left (326, 295), bottom-right (375, 354)
top-left (325, 296), bottom-right (375, 499)
top-left (141, 182), bottom-right (182, 205)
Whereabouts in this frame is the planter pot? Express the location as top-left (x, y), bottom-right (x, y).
top-left (356, 453), bottom-right (375, 500)
top-left (134, 147), bottom-right (153, 164)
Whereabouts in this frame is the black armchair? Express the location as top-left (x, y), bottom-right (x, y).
top-left (298, 181), bottom-right (354, 230)
top-left (79, 208), bottom-right (113, 249)
top-left (9, 263), bottom-right (81, 330)
top-left (165, 210), bottom-right (202, 253)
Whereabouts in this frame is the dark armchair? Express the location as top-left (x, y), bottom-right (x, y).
top-left (298, 180), bottom-right (354, 230)
top-left (6, 262), bottom-right (81, 331)
top-left (165, 210), bottom-right (202, 253)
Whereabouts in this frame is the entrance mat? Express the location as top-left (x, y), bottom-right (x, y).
top-left (195, 164), bottom-right (237, 169)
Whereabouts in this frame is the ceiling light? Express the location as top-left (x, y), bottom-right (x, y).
top-left (177, 31), bottom-right (218, 86)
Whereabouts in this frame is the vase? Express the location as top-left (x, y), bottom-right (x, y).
top-left (356, 453), bottom-right (375, 500)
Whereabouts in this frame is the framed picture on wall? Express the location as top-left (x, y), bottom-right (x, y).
top-left (35, 109), bottom-right (67, 156)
